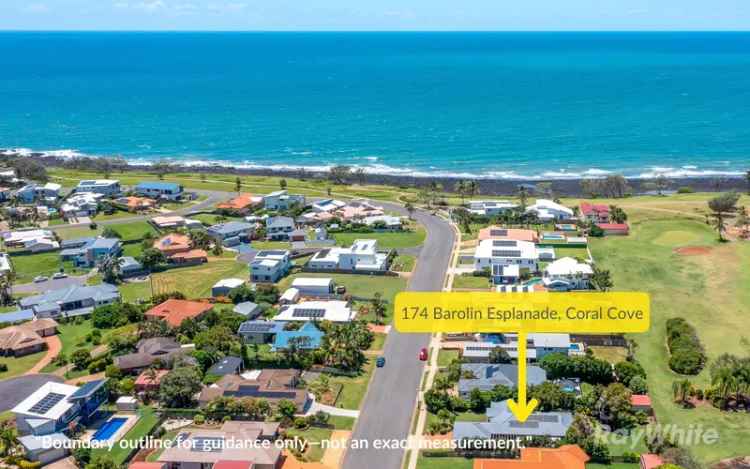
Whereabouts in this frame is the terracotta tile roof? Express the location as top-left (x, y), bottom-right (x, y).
top-left (217, 193), bottom-right (262, 210)
top-left (145, 299), bottom-right (213, 327)
top-left (580, 202), bottom-right (610, 216)
top-left (474, 445), bottom-right (589, 469)
top-left (631, 394), bottom-right (652, 407)
top-left (212, 461), bottom-right (253, 469)
top-left (596, 223), bottom-right (630, 232)
top-left (129, 463), bottom-right (165, 469)
top-left (640, 454), bottom-right (664, 469)
top-left (154, 233), bottom-right (191, 254)
top-left (170, 249), bottom-right (207, 260)
top-left (134, 369), bottom-right (170, 387)
top-left (478, 226), bottom-right (539, 243)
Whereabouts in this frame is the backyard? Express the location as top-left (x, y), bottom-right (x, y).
top-left (590, 202), bottom-right (750, 465)
top-left (92, 407), bottom-right (160, 465)
top-left (331, 225), bottom-right (426, 249)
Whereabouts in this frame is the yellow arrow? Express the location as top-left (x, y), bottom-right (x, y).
top-left (507, 331), bottom-right (539, 422)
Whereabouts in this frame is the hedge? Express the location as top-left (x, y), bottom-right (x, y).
top-left (666, 318), bottom-right (706, 375)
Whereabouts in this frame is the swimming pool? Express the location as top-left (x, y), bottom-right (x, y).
top-left (523, 278), bottom-right (543, 286)
top-left (92, 417), bottom-right (128, 442)
top-left (542, 233), bottom-right (566, 240)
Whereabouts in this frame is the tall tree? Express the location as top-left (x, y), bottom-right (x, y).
top-left (517, 185), bottom-right (529, 210)
top-left (404, 201), bottom-right (415, 220)
top-left (100, 255), bottom-right (123, 283)
top-left (234, 176), bottom-right (242, 194)
top-left (591, 266), bottom-right (613, 292)
top-left (707, 192), bottom-right (740, 241)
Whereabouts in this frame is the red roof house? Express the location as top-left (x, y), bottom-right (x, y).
top-left (596, 223), bottom-right (630, 235)
top-left (134, 369), bottom-right (170, 392)
top-left (631, 394), bottom-right (653, 414)
top-left (129, 463), bottom-right (166, 469)
top-left (145, 299), bottom-right (214, 327)
top-left (474, 445), bottom-right (589, 469)
top-left (580, 202), bottom-right (610, 223)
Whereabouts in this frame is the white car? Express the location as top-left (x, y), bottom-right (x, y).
top-left (33, 275), bottom-right (49, 283)
top-left (52, 272), bottom-right (68, 279)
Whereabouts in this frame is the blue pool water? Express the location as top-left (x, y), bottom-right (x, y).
top-left (523, 278), bottom-right (543, 286)
top-left (92, 417), bottom-right (127, 442)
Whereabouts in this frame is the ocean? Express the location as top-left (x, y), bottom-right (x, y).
top-left (1, 31), bottom-right (749, 179)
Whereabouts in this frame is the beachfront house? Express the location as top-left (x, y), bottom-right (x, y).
top-left (525, 199), bottom-right (575, 221)
top-left (75, 179), bottom-right (121, 196)
top-left (207, 221), bottom-right (255, 246)
top-left (307, 239), bottom-right (390, 272)
top-left (216, 193), bottom-right (263, 214)
top-left (15, 183), bottom-right (62, 204)
top-left (468, 200), bottom-right (518, 216)
top-left (463, 333), bottom-right (571, 363)
top-left (18, 284), bottom-right (120, 318)
top-left (264, 190), bottom-right (305, 211)
top-left (580, 202), bottom-right (610, 223)
top-left (59, 237), bottom-right (121, 267)
top-left (13, 379), bottom-right (108, 436)
top-left (60, 192), bottom-right (103, 219)
top-left (473, 239), bottom-right (539, 283)
top-left (312, 198), bottom-right (347, 213)
top-left (274, 300), bottom-right (355, 323)
top-left (237, 320), bottom-right (286, 344)
top-left (135, 181), bottom-right (183, 201)
top-left (458, 364), bottom-right (547, 398)
top-left (543, 257), bottom-right (593, 291)
top-left (453, 400), bottom-right (573, 443)
top-left (290, 277), bottom-right (334, 297)
top-left (265, 216), bottom-right (296, 240)
top-left (250, 250), bottom-right (291, 283)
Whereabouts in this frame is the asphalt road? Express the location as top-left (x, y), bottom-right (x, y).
top-left (342, 203), bottom-right (455, 469)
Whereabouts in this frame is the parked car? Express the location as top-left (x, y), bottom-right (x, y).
top-left (33, 275), bottom-right (48, 283)
top-left (376, 356), bottom-right (386, 368)
top-left (52, 272), bottom-right (68, 279)
top-left (335, 285), bottom-right (347, 294)
top-left (418, 347), bottom-right (428, 361)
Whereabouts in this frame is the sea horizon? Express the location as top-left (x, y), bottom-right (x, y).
top-left (2, 31), bottom-right (749, 180)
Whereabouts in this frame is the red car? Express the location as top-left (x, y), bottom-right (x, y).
top-left (418, 347), bottom-right (428, 361)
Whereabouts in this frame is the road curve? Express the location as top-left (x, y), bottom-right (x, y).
top-left (342, 203), bottom-right (455, 469)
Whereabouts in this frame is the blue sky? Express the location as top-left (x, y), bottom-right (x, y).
top-left (1, 0), bottom-right (749, 31)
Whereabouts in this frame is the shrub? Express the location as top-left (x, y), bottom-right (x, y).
top-left (666, 318), bottom-right (706, 375)
top-left (0, 363), bottom-right (7, 372)
top-left (677, 186), bottom-right (695, 194)
top-left (194, 414), bottom-right (205, 425)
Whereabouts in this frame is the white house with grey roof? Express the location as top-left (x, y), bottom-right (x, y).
top-left (468, 200), bottom-right (518, 216)
top-left (250, 250), bottom-right (291, 283)
top-left (18, 284), bottom-right (120, 318)
top-left (543, 257), bottom-right (594, 291)
top-left (274, 300), bottom-right (354, 323)
top-left (207, 221), bottom-right (255, 246)
top-left (473, 239), bottom-right (539, 283)
top-left (453, 400), bottom-right (573, 442)
top-left (264, 190), bottom-right (305, 211)
top-left (307, 239), bottom-right (389, 272)
top-left (75, 179), bottom-right (121, 196)
top-left (265, 216), bottom-right (296, 240)
top-left (465, 333), bottom-right (571, 362)
top-left (458, 363), bottom-right (547, 398)
top-left (525, 199), bottom-right (574, 221)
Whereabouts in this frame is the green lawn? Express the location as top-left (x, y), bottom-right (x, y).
top-left (452, 274), bottom-right (491, 290)
top-left (192, 213), bottom-right (244, 226)
top-left (437, 349), bottom-right (459, 368)
top-left (369, 333), bottom-right (386, 352)
top-left (329, 358), bottom-right (376, 410)
top-left (332, 226), bottom-right (426, 249)
top-left (590, 209), bottom-right (750, 465)
top-left (589, 346), bottom-right (630, 364)
top-left (285, 426), bottom-right (332, 462)
top-left (0, 351), bottom-right (45, 379)
top-left (107, 221), bottom-right (157, 241)
top-left (8, 251), bottom-right (64, 282)
top-left (551, 245), bottom-right (590, 261)
top-left (586, 464), bottom-right (639, 469)
top-left (391, 254), bottom-right (416, 272)
top-left (416, 456), bottom-right (473, 469)
top-left (252, 241), bottom-right (292, 250)
top-left (119, 259), bottom-right (249, 302)
top-left (278, 272), bottom-right (406, 323)
top-left (93, 407), bottom-right (160, 465)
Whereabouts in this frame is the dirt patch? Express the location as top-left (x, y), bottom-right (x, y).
top-left (674, 246), bottom-right (712, 256)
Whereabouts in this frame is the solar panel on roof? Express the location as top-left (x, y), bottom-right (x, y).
top-left (293, 308), bottom-right (325, 318)
top-left (191, 436), bottom-right (225, 452)
top-left (492, 239), bottom-right (515, 246)
top-left (29, 392), bottom-right (66, 414)
top-left (240, 322), bottom-right (275, 332)
top-left (492, 250), bottom-right (521, 258)
top-left (509, 421), bottom-right (540, 429)
top-left (490, 229), bottom-right (508, 236)
top-left (529, 415), bottom-right (559, 423)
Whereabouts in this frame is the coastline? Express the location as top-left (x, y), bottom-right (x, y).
top-left (12, 151), bottom-right (746, 197)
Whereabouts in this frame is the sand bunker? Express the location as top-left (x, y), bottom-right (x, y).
top-left (674, 246), bottom-right (712, 256)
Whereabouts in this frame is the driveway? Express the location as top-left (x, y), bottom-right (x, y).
top-left (12, 274), bottom-right (88, 295)
top-left (25, 335), bottom-right (62, 375)
top-left (0, 374), bottom-right (64, 412)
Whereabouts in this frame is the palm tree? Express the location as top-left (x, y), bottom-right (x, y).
top-left (404, 201), bottom-right (415, 220)
top-left (517, 186), bottom-right (529, 211)
top-left (100, 255), bottom-right (124, 283)
top-left (234, 176), bottom-right (242, 194)
top-left (672, 379), bottom-right (692, 405)
top-left (591, 266), bottom-right (613, 292)
top-left (0, 274), bottom-right (13, 306)
top-left (711, 367), bottom-right (736, 410)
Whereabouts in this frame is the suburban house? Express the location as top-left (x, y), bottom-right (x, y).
top-left (59, 237), bottom-right (121, 267)
top-left (18, 432), bottom-right (71, 465)
top-left (334, 200), bottom-right (384, 221)
top-left (298, 210), bottom-right (335, 225)
top-left (198, 368), bottom-right (310, 412)
top-left (113, 196), bottom-right (156, 212)
top-left (154, 233), bottom-right (192, 257)
top-left (216, 193), bottom-right (263, 214)
top-left (238, 320), bottom-right (286, 344)
top-left (596, 223), bottom-right (630, 235)
top-left (458, 363), bottom-right (547, 398)
top-left (13, 379), bottom-right (108, 436)
top-left (265, 216), bottom-right (296, 241)
top-left (169, 249), bottom-right (207, 265)
top-left (2, 229), bottom-right (59, 252)
top-left (233, 301), bottom-right (263, 318)
top-left (250, 250), bottom-right (291, 283)
top-left (464, 333), bottom-right (571, 362)
top-left (307, 239), bottom-right (389, 272)
top-left (271, 322), bottom-right (324, 351)
top-left (291, 277), bottom-right (334, 297)
top-left (473, 445), bottom-right (589, 469)
top-left (145, 299), bottom-right (214, 327)
top-left (289, 229), bottom-right (307, 242)
top-left (60, 192), bottom-right (103, 219)
top-left (543, 257), bottom-right (593, 291)
top-left (580, 202), bottom-right (610, 223)
top-left (120, 256), bottom-right (145, 277)
top-left (134, 369), bottom-right (170, 393)
top-left (0, 318), bottom-right (57, 357)
top-left (263, 190), bottom-right (305, 211)
top-left (468, 200), bottom-right (518, 216)
top-left (15, 183), bottom-right (62, 204)
top-left (114, 337), bottom-right (189, 373)
top-left (525, 199), bottom-right (574, 221)
top-left (473, 239), bottom-right (539, 283)
top-left (207, 356), bottom-right (244, 377)
top-left (207, 221), bottom-right (255, 246)
top-left (453, 400), bottom-right (573, 442)
top-left (279, 287), bottom-right (300, 305)
top-left (211, 278), bottom-right (245, 297)
top-left (75, 179), bottom-right (121, 195)
top-left (135, 181), bottom-right (184, 200)
top-left (151, 215), bottom-right (203, 230)
top-left (631, 394), bottom-right (653, 415)
top-left (311, 198), bottom-right (347, 213)
top-left (0, 252), bottom-right (12, 276)
top-left (477, 226), bottom-right (539, 243)
top-left (274, 300), bottom-right (355, 323)
top-left (18, 284), bottom-right (120, 318)
top-left (156, 421), bottom-right (282, 469)
top-left (363, 214), bottom-right (403, 230)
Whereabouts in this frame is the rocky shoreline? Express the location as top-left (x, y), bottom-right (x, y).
top-left (4, 151), bottom-right (748, 197)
